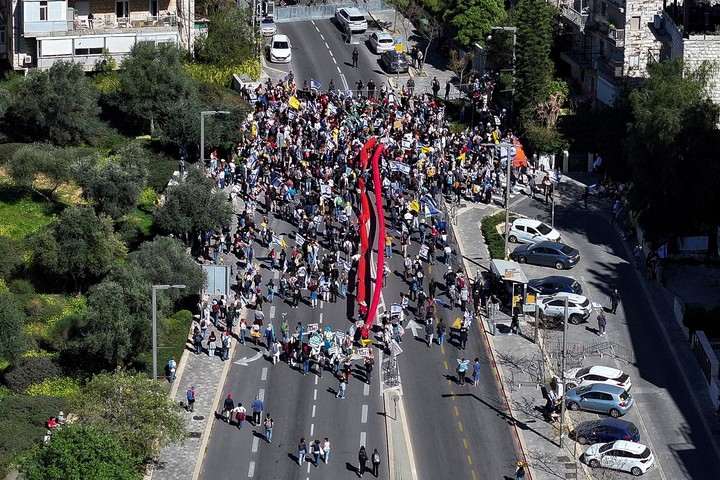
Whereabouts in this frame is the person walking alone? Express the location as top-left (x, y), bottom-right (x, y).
top-left (251, 395), bottom-right (264, 426)
top-left (424, 321), bottom-right (434, 347)
top-left (186, 386), bottom-right (196, 412)
top-left (336, 374), bottom-right (347, 398)
top-left (610, 288), bottom-right (621, 315)
top-left (371, 448), bottom-right (381, 477)
top-left (323, 437), bottom-right (331, 464)
top-left (358, 445), bottom-right (368, 476)
top-left (352, 47), bottom-right (359, 68)
top-left (516, 460), bottom-right (527, 480)
top-left (221, 394), bottom-right (234, 423)
top-left (597, 309), bottom-right (607, 336)
top-left (472, 358), bottom-right (481, 386)
top-left (263, 413), bottom-right (274, 443)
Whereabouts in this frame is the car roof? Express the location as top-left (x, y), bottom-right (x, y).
top-left (262, 17), bottom-right (275, 22)
top-left (532, 240), bottom-right (568, 248)
top-left (341, 6), bottom-right (363, 15)
top-left (585, 383), bottom-right (627, 394)
top-left (374, 31), bottom-right (394, 40)
top-left (608, 440), bottom-right (647, 453)
top-left (512, 218), bottom-right (544, 227)
top-left (581, 365), bottom-right (623, 378)
top-left (272, 34), bottom-right (289, 42)
top-left (541, 292), bottom-right (587, 303)
top-left (578, 418), bottom-right (634, 430)
top-left (529, 276), bottom-right (576, 285)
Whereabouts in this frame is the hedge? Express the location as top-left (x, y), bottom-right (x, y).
top-left (184, 61), bottom-right (261, 88)
top-left (3, 357), bottom-right (62, 394)
top-left (481, 212), bottom-right (509, 260)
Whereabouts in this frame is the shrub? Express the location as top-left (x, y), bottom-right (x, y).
top-left (0, 143), bottom-right (29, 166)
top-left (138, 187), bottom-right (158, 213)
top-left (8, 279), bottom-right (34, 295)
top-left (184, 60), bottom-right (261, 87)
top-left (0, 395), bottom-right (68, 476)
top-left (139, 309), bottom-right (193, 379)
top-left (481, 212), bottom-right (509, 260)
top-left (3, 357), bottom-right (62, 394)
top-left (24, 376), bottom-right (81, 398)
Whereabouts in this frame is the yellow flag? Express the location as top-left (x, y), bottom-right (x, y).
top-left (410, 201), bottom-right (420, 212)
top-left (421, 146), bottom-right (430, 154)
top-left (289, 96), bottom-right (300, 110)
top-left (281, 237), bottom-right (288, 248)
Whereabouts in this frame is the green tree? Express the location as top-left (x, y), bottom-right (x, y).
top-left (0, 293), bottom-right (29, 362)
top-left (116, 43), bottom-right (196, 135)
top-left (3, 62), bottom-right (100, 146)
top-left (443, 0), bottom-right (505, 49)
top-left (154, 169), bottom-right (233, 245)
top-left (30, 206), bottom-right (126, 292)
top-left (21, 425), bottom-right (142, 480)
top-left (6, 145), bottom-right (76, 202)
top-left (626, 59), bottom-right (720, 236)
top-left (195, 6), bottom-right (258, 67)
top-left (72, 371), bottom-right (186, 461)
top-left (74, 143), bottom-right (149, 219)
top-left (0, 236), bottom-right (25, 280)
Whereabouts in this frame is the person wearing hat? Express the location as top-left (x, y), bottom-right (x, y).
top-left (515, 460), bottom-right (526, 480)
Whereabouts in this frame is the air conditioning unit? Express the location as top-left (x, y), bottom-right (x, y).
top-left (23, 55), bottom-right (33, 65)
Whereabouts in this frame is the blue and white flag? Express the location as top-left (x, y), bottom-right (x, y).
top-left (419, 194), bottom-right (440, 216)
top-left (338, 258), bottom-right (351, 272)
top-left (295, 232), bottom-right (306, 246)
top-left (390, 160), bottom-right (411, 175)
top-left (310, 79), bottom-right (321, 90)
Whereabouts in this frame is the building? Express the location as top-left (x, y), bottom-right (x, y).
top-left (557, 0), bottom-right (720, 106)
top-left (0, 0), bottom-right (194, 71)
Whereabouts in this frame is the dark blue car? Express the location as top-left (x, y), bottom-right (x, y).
top-left (570, 418), bottom-right (640, 445)
top-left (528, 276), bottom-right (583, 296)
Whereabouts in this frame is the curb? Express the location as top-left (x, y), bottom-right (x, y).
top-left (383, 390), bottom-right (418, 480)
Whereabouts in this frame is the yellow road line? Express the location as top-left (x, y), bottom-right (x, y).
top-left (458, 421), bottom-right (463, 432)
top-left (467, 454), bottom-right (472, 465)
top-left (454, 405), bottom-right (459, 416)
top-left (463, 438), bottom-right (468, 449)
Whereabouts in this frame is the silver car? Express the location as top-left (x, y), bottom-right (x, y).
top-left (260, 17), bottom-right (276, 37)
top-left (368, 31), bottom-right (395, 53)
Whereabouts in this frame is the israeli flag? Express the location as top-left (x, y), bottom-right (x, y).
top-left (338, 258), bottom-right (351, 272)
top-left (295, 232), bottom-right (306, 246)
top-left (310, 79), bottom-right (321, 90)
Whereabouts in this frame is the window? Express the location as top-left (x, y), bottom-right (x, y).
top-left (0, 27), bottom-right (5, 44)
top-left (74, 47), bottom-right (104, 55)
top-left (630, 16), bottom-right (641, 30)
top-left (39, 1), bottom-right (48, 21)
top-left (149, 0), bottom-right (158, 16)
top-left (629, 55), bottom-right (639, 67)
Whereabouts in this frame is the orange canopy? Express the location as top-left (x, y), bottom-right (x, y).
top-left (512, 140), bottom-right (528, 167)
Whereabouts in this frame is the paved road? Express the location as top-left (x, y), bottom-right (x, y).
top-left (266, 19), bottom-right (408, 91)
top-left (498, 177), bottom-right (720, 479)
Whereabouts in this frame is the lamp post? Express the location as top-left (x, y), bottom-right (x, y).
top-left (152, 284), bottom-right (187, 383)
top-left (200, 111), bottom-right (230, 163)
top-left (489, 26), bottom-right (517, 120)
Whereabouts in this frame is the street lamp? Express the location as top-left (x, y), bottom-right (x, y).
top-left (152, 284), bottom-right (187, 383)
top-left (200, 111), bottom-right (230, 163)
top-left (489, 26), bottom-right (517, 120)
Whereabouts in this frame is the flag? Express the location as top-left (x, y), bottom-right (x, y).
top-left (295, 233), bottom-right (306, 246)
top-left (272, 234), bottom-right (288, 248)
top-left (420, 194), bottom-right (440, 215)
top-left (310, 79), bottom-right (321, 90)
top-left (289, 96), bottom-right (300, 109)
top-left (657, 243), bottom-right (668, 259)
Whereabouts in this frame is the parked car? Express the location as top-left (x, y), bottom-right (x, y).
top-left (565, 384), bottom-right (633, 418)
top-left (564, 365), bottom-right (632, 391)
top-left (260, 16), bottom-right (277, 37)
top-left (508, 218), bottom-right (561, 244)
top-left (528, 276), bottom-right (582, 296)
top-left (368, 31), bottom-right (395, 53)
top-left (335, 7), bottom-right (368, 33)
top-left (268, 34), bottom-right (292, 63)
top-left (582, 440), bottom-right (654, 476)
top-left (570, 418), bottom-right (640, 445)
top-left (510, 240), bottom-right (580, 270)
top-left (379, 51), bottom-right (409, 73)
top-left (537, 292), bottom-right (596, 325)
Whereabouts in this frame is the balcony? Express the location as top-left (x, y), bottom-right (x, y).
top-left (594, 55), bottom-right (623, 79)
top-left (561, 4), bottom-right (589, 30)
top-left (28, 12), bottom-right (178, 38)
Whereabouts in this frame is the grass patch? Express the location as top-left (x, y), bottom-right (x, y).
top-left (481, 211), bottom-right (513, 259)
top-left (138, 309), bottom-right (192, 381)
top-left (0, 195), bottom-right (53, 240)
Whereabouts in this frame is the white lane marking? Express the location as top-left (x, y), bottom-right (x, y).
top-left (319, 313), bottom-right (324, 324)
top-left (314, 375), bottom-right (319, 385)
top-left (324, 42), bottom-right (329, 49)
top-left (328, 50), bottom-right (333, 57)
top-left (258, 389), bottom-right (265, 402)
top-left (314, 389), bottom-right (318, 401)
top-left (361, 405), bottom-right (368, 423)
top-left (261, 367), bottom-right (268, 381)
top-left (340, 73), bottom-right (348, 90)
top-left (248, 461), bottom-right (255, 477)
top-left (320, 34), bottom-right (325, 40)
top-left (310, 423), bottom-right (315, 436)
top-left (312, 405), bottom-right (316, 418)
top-left (252, 436), bottom-right (259, 453)
top-left (320, 300), bottom-right (324, 309)
top-left (311, 20), bottom-right (315, 25)
top-left (360, 431), bottom-right (366, 447)
top-left (270, 306), bottom-right (276, 319)
top-left (363, 383), bottom-right (370, 396)
top-left (274, 269), bottom-right (279, 279)
top-left (332, 57), bottom-right (337, 65)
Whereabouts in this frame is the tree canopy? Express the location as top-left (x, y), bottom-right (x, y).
top-left (21, 425), bottom-right (142, 480)
top-left (0, 293), bottom-right (29, 362)
top-left (195, 6), bottom-right (258, 67)
top-left (30, 206), bottom-right (126, 292)
top-left (154, 169), bottom-right (233, 244)
top-left (443, 0), bottom-right (506, 49)
top-left (6, 145), bottom-right (77, 202)
top-left (3, 62), bottom-right (100, 146)
top-left (71, 371), bottom-right (186, 461)
top-left (626, 59), bottom-right (720, 236)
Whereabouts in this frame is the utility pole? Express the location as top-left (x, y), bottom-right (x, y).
top-left (558, 296), bottom-right (569, 448)
top-left (503, 143), bottom-right (512, 259)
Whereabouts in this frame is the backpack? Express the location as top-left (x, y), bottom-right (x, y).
top-left (264, 418), bottom-right (273, 429)
top-left (186, 389), bottom-right (195, 401)
top-left (236, 411), bottom-right (246, 421)
top-left (372, 452), bottom-right (380, 464)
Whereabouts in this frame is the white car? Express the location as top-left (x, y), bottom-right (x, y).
top-left (260, 16), bottom-right (277, 37)
top-left (369, 31), bottom-right (395, 53)
top-left (269, 34), bottom-right (292, 63)
top-left (508, 218), bottom-right (561, 244)
top-left (537, 292), bottom-right (599, 325)
top-left (583, 440), bottom-right (654, 476)
top-left (565, 365), bottom-right (632, 391)
top-left (335, 7), bottom-right (368, 33)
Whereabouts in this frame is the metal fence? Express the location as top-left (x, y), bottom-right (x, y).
top-left (275, 0), bottom-right (391, 22)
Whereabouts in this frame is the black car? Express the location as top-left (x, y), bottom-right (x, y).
top-left (528, 276), bottom-right (582, 296)
top-left (379, 51), bottom-right (409, 73)
top-left (570, 418), bottom-right (640, 445)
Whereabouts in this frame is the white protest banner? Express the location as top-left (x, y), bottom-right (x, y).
top-left (356, 348), bottom-right (371, 357)
top-left (334, 331), bottom-right (346, 342)
top-left (390, 339), bottom-right (403, 356)
top-left (419, 244), bottom-right (429, 260)
top-left (307, 323), bottom-right (319, 334)
top-left (328, 346), bottom-right (341, 356)
top-left (309, 335), bottom-right (322, 348)
top-left (295, 233), bottom-right (306, 246)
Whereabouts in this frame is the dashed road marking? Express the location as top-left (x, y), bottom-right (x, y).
top-left (261, 367), bottom-right (268, 381)
top-left (454, 405), bottom-right (459, 417)
top-left (320, 34), bottom-right (325, 40)
top-left (361, 404), bottom-right (368, 423)
top-left (252, 436), bottom-right (259, 453)
top-left (467, 455), bottom-right (472, 465)
top-left (248, 461), bottom-right (255, 477)
top-left (463, 438), bottom-right (468, 449)
top-left (320, 301), bottom-right (324, 309)
top-left (258, 389), bottom-right (265, 402)
top-left (313, 389), bottom-right (317, 401)
top-left (332, 57), bottom-right (337, 65)
top-left (310, 423), bottom-right (314, 436)
top-left (319, 313), bottom-right (324, 324)
top-left (458, 421), bottom-right (463, 432)
top-left (325, 42), bottom-right (329, 49)
top-left (312, 405), bottom-right (316, 418)
top-left (360, 431), bottom-right (366, 446)
top-left (363, 383), bottom-right (370, 396)
top-left (270, 306), bottom-right (275, 319)
top-left (443, 360), bottom-right (448, 370)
